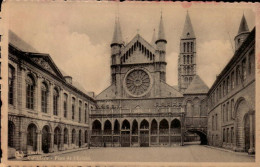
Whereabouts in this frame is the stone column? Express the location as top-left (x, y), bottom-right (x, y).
top-left (49, 83), bottom-right (54, 116)
top-left (138, 127), bottom-right (140, 147)
top-left (157, 124), bottom-right (160, 145)
top-left (148, 124), bottom-right (151, 147)
top-left (49, 132), bottom-right (54, 153)
top-left (38, 131), bottom-right (43, 154)
top-left (130, 125), bottom-right (132, 147)
top-left (169, 123), bottom-right (171, 146)
top-left (248, 111), bottom-right (255, 154)
top-left (60, 131), bottom-right (64, 151)
top-left (37, 76), bottom-right (42, 113)
top-left (181, 114), bottom-right (184, 146)
top-left (59, 88), bottom-right (64, 118)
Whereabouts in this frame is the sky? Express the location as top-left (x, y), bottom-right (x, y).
top-left (7, 2), bottom-right (255, 95)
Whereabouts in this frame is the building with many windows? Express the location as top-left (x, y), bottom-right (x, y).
top-left (207, 15), bottom-right (255, 154)
top-left (90, 13), bottom-right (209, 147)
top-left (8, 31), bottom-right (96, 158)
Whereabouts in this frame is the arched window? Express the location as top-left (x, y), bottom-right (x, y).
top-left (63, 93), bottom-right (68, 118)
top-left (189, 77), bottom-right (192, 84)
top-left (183, 43), bottom-right (186, 52)
top-left (190, 55), bottom-right (193, 64)
top-left (41, 82), bottom-right (48, 113)
top-left (79, 101), bottom-right (82, 122)
top-left (8, 121), bottom-right (15, 147)
top-left (191, 42), bottom-right (193, 52)
top-left (183, 55), bottom-right (186, 64)
top-left (187, 42), bottom-right (190, 52)
top-left (187, 55), bottom-right (190, 64)
top-left (26, 75), bottom-right (35, 109)
top-left (72, 97), bottom-right (75, 120)
top-left (53, 88), bottom-right (59, 115)
top-left (8, 65), bottom-right (15, 105)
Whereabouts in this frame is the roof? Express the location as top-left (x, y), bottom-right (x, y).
top-left (151, 29), bottom-right (157, 48)
top-left (157, 14), bottom-right (166, 42)
top-left (238, 14), bottom-right (249, 34)
top-left (111, 17), bottom-right (123, 45)
top-left (181, 12), bottom-right (195, 39)
top-left (184, 75), bottom-right (209, 94)
top-left (208, 27), bottom-right (255, 94)
top-left (9, 30), bottom-right (38, 53)
top-left (9, 30), bottom-right (96, 102)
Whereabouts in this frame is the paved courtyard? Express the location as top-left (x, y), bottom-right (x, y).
top-left (45, 145), bottom-right (254, 162)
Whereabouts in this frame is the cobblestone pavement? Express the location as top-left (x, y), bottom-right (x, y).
top-left (46, 145), bottom-right (254, 162)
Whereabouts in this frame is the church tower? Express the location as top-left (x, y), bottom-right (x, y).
top-left (155, 13), bottom-right (167, 82)
top-left (111, 17), bottom-right (123, 85)
top-left (234, 14), bottom-right (250, 51)
top-left (178, 12), bottom-right (197, 92)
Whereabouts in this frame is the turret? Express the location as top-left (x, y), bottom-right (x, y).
top-left (234, 14), bottom-right (250, 51)
top-left (111, 17), bottom-right (123, 84)
top-left (155, 13), bottom-right (167, 82)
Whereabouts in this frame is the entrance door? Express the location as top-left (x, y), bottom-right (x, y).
top-left (244, 114), bottom-right (250, 152)
top-left (140, 130), bottom-right (149, 147)
top-left (42, 126), bottom-right (51, 153)
top-left (121, 131), bottom-right (130, 147)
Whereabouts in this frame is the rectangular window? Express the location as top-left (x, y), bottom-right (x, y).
top-left (223, 81), bottom-right (225, 96)
top-left (227, 128), bottom-right (229, 143)
top-left (79, 101), bottom-right (82, 122)
top-left (231, 71), bottom-right (235, 89)
top-left (226, 76), bottom-right (229, 93)
top-left (8, 66), bottom-right (15, 105)
top-left (72, 98), bottom-right (75, 120)
top-left (226, 102), bottom-right (229, 122)
top-left (85, 103), bottom-right (88, 123)
top-left (41, 90), bottom-right (47, 113)
top-left (236, 65), bottom-right (240, 85)
top-left (223, 128), bottom-right (226, 142)
top-left (231, 127), bottom-right (234, 144)
top-left (242, 58), bottom-right (247, 81)
top-left (26, 84), bottom-right (34, 109)
top-left (215, 114), bottom-right (218, 130)
top-left (64, 94), bottom-right (68, 118)
top-left (223, 104), bottom-right (225, 122)
top-left (212, 116), bottom-right (214, 131)
top-left (231, 99), bottom-right (234, 119)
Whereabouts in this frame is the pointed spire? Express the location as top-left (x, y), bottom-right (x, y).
top-left (238, 14), bottom-right (249, 34)
top-left (156, 11), bottom-right (166, 43)
top-left (181, 11), bottom-right (195, 39)
top-left (111, 16), bottom-right (123, 46)
top-left (151, 28), bottom-right (156, 47)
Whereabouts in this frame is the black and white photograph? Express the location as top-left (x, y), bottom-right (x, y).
top-left (2, 1), bottom-right (259, 166)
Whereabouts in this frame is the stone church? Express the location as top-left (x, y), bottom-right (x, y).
top-left (90, 12), bottom-right (209, 147)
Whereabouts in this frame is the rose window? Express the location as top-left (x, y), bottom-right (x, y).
top-left (125, 69), bottom-right (151, 96)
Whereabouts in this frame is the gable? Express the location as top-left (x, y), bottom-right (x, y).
top-left (160, 81), bottom-right (183, 98)
top-left (185, 75), bottom-right (209, 94)
top-left (121, 34), bottom-right (157, 64)
top-left (29, 54), bottom-right (64, 79)
top-left (96, 85), bottom-right (116, 100)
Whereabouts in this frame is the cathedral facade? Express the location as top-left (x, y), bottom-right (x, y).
top-left (90, 13), bottom-right (209, 147)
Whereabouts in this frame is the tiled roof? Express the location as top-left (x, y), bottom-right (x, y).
top-left (184, 75), bottom-right (209, 94)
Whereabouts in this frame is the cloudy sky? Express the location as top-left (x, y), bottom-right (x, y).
top-left (7, 2), bottom-right (255, 94)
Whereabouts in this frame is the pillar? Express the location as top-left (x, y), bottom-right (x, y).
top-left (157, 124), bottom-right (159, 145)
top-left (138, 128), bottom-right (140, 146)
top-left (130, 126), bottom-right (132, 147)
top-left (49, 132), bottom-right (54, 152)
top-left (181, 114), bottom-right (184, 146)
top-left (37, 131), bottom-right (43, 154)
top-left (60, 131), bottom-right (64, 151)
top-left (149, 124), bottom-right (151, 147)
top-left (169, 123), bottom-right (171, 146)
top-left (248, 111), bottom-right (255, 154)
